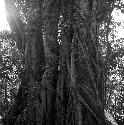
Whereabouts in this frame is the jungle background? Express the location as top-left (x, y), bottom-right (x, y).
top-left (0, 0), bottom-right (124, 125)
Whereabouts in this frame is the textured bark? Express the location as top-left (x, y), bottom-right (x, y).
top-left (3, 0), bottom-right (114, 125)
top-left (40, 0), bottom-right (60, 124)
top-left (16, 5), bottom-right (45, 124)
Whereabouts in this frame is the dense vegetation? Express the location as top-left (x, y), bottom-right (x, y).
top-left (0, 0), bottom-right (124, 125)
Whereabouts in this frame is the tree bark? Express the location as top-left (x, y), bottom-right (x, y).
top-left (3, 0), bottom-right (115, 125)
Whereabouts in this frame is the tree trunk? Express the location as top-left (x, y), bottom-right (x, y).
top-left (3, 0), bottom-right (114, 125)
top-left (40, 0), bottom-right (60, 124)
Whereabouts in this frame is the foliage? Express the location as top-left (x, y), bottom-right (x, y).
top-left (98, 1), bottom-right (124, 124)
top-left (0, 31), bottom-right (22, 119)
